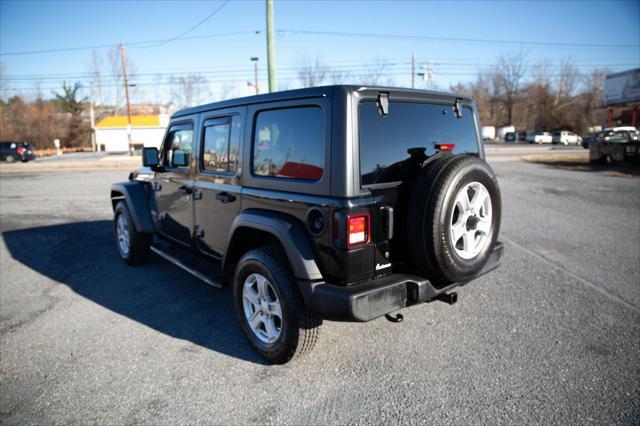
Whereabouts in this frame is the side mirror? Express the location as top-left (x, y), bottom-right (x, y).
top-left (142, 147), bottom-right (159, 167)
top-left (171, 151), bottom-right (190, 167)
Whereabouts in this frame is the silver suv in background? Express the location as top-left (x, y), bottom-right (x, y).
top-left (552, 131), bottom-right (581, 146)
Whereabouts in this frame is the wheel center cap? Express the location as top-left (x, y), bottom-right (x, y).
top-left (260, 300), bottom-right (269, 313)
top-left (466, 215), bottom-right (479, 231)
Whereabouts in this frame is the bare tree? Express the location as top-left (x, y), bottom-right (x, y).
top-left (328, 69), bottom-right (350, 84)
top-left (152, 73), bottom-right (165, 106)
top-left (218, 82), bottom-right (235, 101)
top-left (107, 46), bottom-right (123, 114)
top-left (169, 75), bottom-right (212, 109)
top-left (296, 56), bottom-right (329, 87)
top-left (494, 51), bottom-right (527, 125)
top-left (88, 50), bottom-right (104, 106)
top-left (554, 58), bottom-right (580, 108)
top-left (0, 62), bottom-right (9, 101)
top-left (364, 57), bottom-right (390, 85)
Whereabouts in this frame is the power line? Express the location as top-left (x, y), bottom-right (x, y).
top-left (4, 60), bottom-right (636, 82)
top-left (135, 0), bottom-right (232, 49)
top-left (277, 29), bottom-right (640, 50)
top-left (4, 24), bottom-right (638, 58)
top-left (0, 30), bottom-right (258, 56)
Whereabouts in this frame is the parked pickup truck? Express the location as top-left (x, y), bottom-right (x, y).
top-left (110, 86), bottom-right (503, 363)
top-left (590, 126), bottom-right (640, 164)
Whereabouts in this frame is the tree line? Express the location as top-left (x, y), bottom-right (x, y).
top-left (0, 51), bottom-right (611, 150)
top-left (449, 52), bottom-right (609, 133)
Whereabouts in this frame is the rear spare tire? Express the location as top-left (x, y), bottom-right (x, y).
top-left (407, 155), bottom-right (501, 285)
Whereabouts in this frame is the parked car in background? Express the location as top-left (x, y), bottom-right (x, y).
top-left (590, 127), bottom-right (640, 164)
top-left (526, 131), bottom-right (552, 144)
top-left (497, 126), bottom-right (515, 140)
top-left (504, 132), bottom-right (518, 142)
top-left (0, 141), bottom-right (36, 162)
top-left (552, 131), bottom-right (580, 146)
top-left (482, 126), bottom-right (496, 141)
top-left (581, 133), bottom-right (599, 149)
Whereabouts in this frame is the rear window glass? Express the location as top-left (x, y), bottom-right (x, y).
top-left (359, 101), bottom-right (479, 186)
top-left (252, 106), bottom-right (325, 180)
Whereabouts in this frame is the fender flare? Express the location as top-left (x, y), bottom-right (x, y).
top-left (223, 210), bottom-right (323, 281)
top-left (110, 181), bottom-right (154, 233)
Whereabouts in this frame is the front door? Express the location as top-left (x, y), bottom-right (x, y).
top-left (194, 109), bottom-right (244, 257)
top-left (155, 120), bottom-right (196, 246)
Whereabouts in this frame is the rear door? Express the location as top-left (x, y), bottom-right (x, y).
top-left (357, 99), bottom-right (481, 271)
top-left (155, 120), bottom-right (197, 245)
top-left (194, 107), bottom-right (245, 257)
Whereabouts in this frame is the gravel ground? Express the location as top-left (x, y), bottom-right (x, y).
top-left (1, 151), bottom-right (639, 424)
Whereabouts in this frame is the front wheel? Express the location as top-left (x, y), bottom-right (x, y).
top-left (233, 247), bottom-right (321, 364)
top-left (113, 201), bottom-right (151, 265)
top-left (5, 155), bottom-right (15, 163)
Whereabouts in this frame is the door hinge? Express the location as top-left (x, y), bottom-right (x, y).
top-left (152, 181), bottom-right (162, 191)
top-left (195, 225), bottom-right (204, 238)
top-left (193, 188), bottom-right (203, 200)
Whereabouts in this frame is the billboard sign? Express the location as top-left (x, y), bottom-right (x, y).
top-left (603, 68), bottom-right (640, 106)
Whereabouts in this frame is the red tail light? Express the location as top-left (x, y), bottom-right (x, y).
top-left (435, 143), bottom-right (455, 151)
top-left (347, 213), bottom-right (370, 249)
top-left (17, 146), bottom-right (25, 155)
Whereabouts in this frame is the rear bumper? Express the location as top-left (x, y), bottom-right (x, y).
top-left (301, 242), bottom-right (504, 322)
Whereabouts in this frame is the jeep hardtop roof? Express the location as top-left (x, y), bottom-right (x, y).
top-left (172, 85), bottom-right (472, 118)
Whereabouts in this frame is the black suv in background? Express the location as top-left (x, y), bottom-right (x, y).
top-left (0, 141), bottom-right (36, 162)
top-left (111, 86), bottom-right (503, 363)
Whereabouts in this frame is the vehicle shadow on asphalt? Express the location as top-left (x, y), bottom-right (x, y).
top-left (2, 220), bottom-right (268, 365)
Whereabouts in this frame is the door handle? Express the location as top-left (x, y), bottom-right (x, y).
top-left (215, 192), bottom-right (236, 203)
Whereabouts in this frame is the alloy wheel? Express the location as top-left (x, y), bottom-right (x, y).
top-left (450, 181), bottom-right (492, 260)
top-left (242, 273), bottom-right (283, 344)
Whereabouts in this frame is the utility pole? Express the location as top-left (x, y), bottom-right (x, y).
top-left (411, 53), bottom-right (415, 89)
top-left (266, 0), bottom-right (276, 92)
top-left (251, 57), bottom-right (260, 94)
top-left (90, 100), bottom-right (97, 152)
top-left (426, 60), bottom-right (433, 89)
top-left (120, 43), bottom-right (133, 155)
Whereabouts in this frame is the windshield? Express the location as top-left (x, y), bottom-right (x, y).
top-left (358, 101), bottom-right (480, 186)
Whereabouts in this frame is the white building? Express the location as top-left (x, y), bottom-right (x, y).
top-left (95, 114), bottom-right (169, 153)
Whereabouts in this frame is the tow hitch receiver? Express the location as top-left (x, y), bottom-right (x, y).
top-left (385, 313), bottom-right (404, 323)
top-left (436, 292), bottom-right (458, 305)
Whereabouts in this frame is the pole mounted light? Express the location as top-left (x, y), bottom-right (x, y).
top-left (251, 57), bottom-right (259, 94)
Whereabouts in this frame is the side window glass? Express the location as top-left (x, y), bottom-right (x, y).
top-left (203, 121), bottom-right (231, 172)
top-left (165, 127), bottom-right (193, 169)
top-left (252, 107), bottom-right (324, 180)
top-left (202, 115), bottom-right (241, 173)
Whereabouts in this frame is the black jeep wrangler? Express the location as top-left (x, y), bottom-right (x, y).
top-left (111, 85), bottom-right (503, 364)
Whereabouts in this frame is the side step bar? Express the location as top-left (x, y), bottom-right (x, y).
top-left (151, 246), bottom-right (223, 288)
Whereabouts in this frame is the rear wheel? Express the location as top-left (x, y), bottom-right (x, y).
top-left (113, 201), bottom-right (151, 265)
top-left (233, 247), bottom-right (321, 364)
top-left (407, 155), bottom-right (501, 285)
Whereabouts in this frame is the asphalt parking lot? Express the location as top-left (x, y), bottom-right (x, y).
top-left (1, 147), bottom-right (639, 424)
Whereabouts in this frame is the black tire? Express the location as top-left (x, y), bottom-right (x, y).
top-left (113, 201), bottom-right (151, 265)
top-left (407, 155), bottom-right (501, 285)
top-left (233, 247), bottom-right (321, 364)
top-left (5, 155), bottom-right (15, 163)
